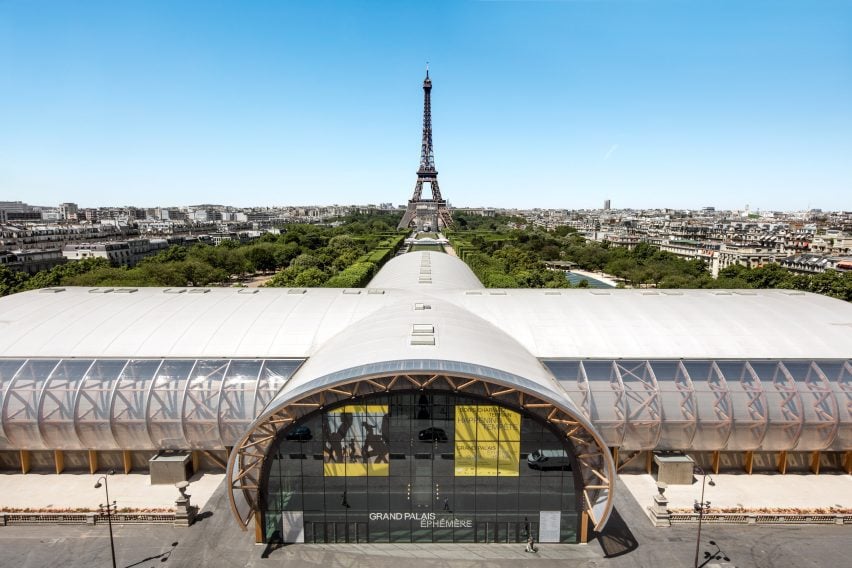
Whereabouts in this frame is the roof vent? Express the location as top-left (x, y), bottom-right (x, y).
top-left (89, 288), bottom-right (114, 294)
top-left (414, 302), bottom-right (431, 310)
top-left (641, 291), bottom-right (659, 296)
top-left (114, 288), bottom-right (138, 293)
top-left (712, 291), bottom-right (732, 296)
top-left (465, 291), bottom-right (482, 295)
top-left (188, 288), bottom-right (211, 294)
top-left (782, 290), bottom-right (805, 296)
top-left (39, 287), bottom-right (65, 293)
top-left (489, 291), bottom-right (507, 296)
top-left (287, 289), bottom-right (307, 294)
top-left (544, 291), bottom-right (561, 295)
top-left (590, 290), bottom-right (611, 295)
top-left (237, 288), bottom-right (259, 294)
top-left (343, 289), bottom-right (361, 295)
top-left (367, 289), bottom-right (385, 295)
top-left (163, 288), bottom-right (187, 294)
top-left (412, 324), bottom-right (435, 335)
top-left (410, 323), bottom-right (436, 346)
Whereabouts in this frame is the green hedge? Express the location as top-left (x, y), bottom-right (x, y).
top-left (356, 234), bottom-right (407, 268)
top-left (324, 262), bottom-right (378, 288)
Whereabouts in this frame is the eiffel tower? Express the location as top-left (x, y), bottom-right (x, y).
top-left (398, 68), bottom-right (453, 231)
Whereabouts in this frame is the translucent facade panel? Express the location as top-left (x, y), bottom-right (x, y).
top-left (617, 361), bottom-right (661, 449)
top-left (543, 361), bottom-right (589, 419)
top-left (255, 360), bottom-right (301, 415)
top-left (716, 361), bottom-right (766, 450)
top-left (147, 360), bottom-right (194, 448)
top-left (1, 355), bottom-right (847, 454)
top-left (779, 361), bottom-right (837, 450)
top-left (2, 360), bottom-right (60, 449)
top-left (651, 361), bottom-right (697, 449)
top-left (821, 360), bottom-right (852, 451)
top-left (219, 360), bottom-right (264, 447)
top-left (112, 359), bottom-right (161, 449)
top-left (76, 360), bottom-right (127, 449)
top-left (681, 361), bottom-right (732, 449)
top-left (0, 359), bottom-right (26, 449)
top-left (39, 359), bottom-right (94, 449)
top-left (581, 361), bottom-right (624, 447)
top-left (748, 361), bottom-right (802, 451)
top-left (183, 360), bottom-right (229, 448)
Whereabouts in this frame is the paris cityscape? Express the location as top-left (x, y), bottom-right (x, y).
top-left (2, 198), bottom-right (851, 298)
top-left (1, 1), bottom-right (850, 568)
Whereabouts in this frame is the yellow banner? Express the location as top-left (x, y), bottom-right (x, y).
top-left (454, 405), bottom-right (520, 477)
top-left (323, 404), bottom-right (389, 476)
top-left (322, 462), bottom-right (389, 477)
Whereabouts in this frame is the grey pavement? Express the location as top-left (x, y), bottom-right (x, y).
top-left (0, 471), bottom-right (225, 511)
top-left (1, 477), bottom-right (850, 568)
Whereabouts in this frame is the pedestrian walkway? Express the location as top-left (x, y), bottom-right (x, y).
top-left (2, 476), bottom-right (850, 567)
top-left (620, 472), bottom-right (852, 512)
top-left (0, 471), bottom-right (224, 511)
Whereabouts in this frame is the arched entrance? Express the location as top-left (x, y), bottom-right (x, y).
top-left (227, 367), bottom-right (615, 543)
top-left (261, 389), bottom-right (583, 543)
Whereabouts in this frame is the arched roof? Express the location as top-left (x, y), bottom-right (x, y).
top-left (367, 248), bottom-right (484, 290)
top-left (0, 252), bottom-right (849, 360)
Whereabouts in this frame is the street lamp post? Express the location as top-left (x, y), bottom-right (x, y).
top-left (693, 465), bottom-right (716, 568)
top-left (94, 469), bottom-right (117, 568)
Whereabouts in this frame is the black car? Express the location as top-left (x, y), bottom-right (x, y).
top-left (285, 425), bottom-right (312, 441)
top-left (418, 427), bottom-right (448, 442)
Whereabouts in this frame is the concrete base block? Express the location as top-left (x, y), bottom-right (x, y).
top-left (654, 454), bottom-right (696, 485)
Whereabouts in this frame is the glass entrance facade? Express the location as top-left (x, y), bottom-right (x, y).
top-left (261, 391), bottom-right (580, 544)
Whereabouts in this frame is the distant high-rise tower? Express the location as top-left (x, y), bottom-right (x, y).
top-left (604, 199), bottom-right (611, 211)
top-left (398, 68), bottom-right (453, 231)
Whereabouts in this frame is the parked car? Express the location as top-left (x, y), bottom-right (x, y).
top-left (527, 448), bottom-right (572, 470)
top-left (285, 425), bottom-right (312, 441)
top-left (418, 427), bottom-right (448, 442)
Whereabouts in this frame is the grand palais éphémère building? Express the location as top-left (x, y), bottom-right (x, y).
top-left (0, 250), bottom-right (850, 545)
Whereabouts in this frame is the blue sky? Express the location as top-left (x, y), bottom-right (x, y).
top-left (1, 0), bottom-right (850, 211)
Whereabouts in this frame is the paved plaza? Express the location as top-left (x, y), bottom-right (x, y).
top-left (3, 468), bottom-right (849, 515)
top-left (0, 471), bottom-right (224, 511)
top-left (1, 474), bottom-right (850, 567)
top-left (620, 472), bottom-right (852, 512)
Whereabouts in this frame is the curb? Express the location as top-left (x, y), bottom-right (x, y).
top-left (0, 512), bottom-right (176, 526)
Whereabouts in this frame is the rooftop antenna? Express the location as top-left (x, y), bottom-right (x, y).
top-left (426, 61), bottom-right (429, 78)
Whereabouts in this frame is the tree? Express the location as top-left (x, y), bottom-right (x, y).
top-left (244, 244), bottom-right (278, 272)
top-left (293, 267), bottom-right (328, 287)
top-left (290, 253), bottom-right (322, 270)
top-left (0, 266), bottom-right (28, 296)
top-left (743, 263), bottom-right (792, 289)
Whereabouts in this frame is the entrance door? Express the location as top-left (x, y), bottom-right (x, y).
top-left (308, 521), bottom-right (368, 543)
top-left (333, 522), bottom-right (348, 543)
top-left (474, 521), bottom-right (495, 543)
top-left (348, 522), bottom-right (367, 543)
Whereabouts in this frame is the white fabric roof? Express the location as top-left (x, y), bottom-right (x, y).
top-left (367, 249), bottom-right (484, 290)
top-left (0, 253), bottom-right (850, 360)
